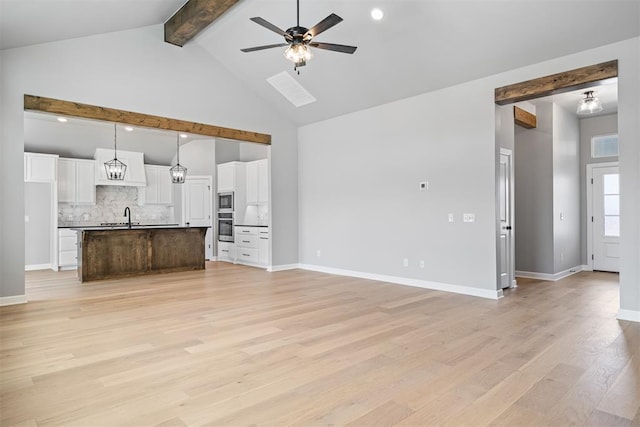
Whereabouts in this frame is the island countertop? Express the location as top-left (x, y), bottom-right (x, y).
top-left (70, 224), bottom-right (206, 231)
top-left (75, 226), bottom-right (209, 282)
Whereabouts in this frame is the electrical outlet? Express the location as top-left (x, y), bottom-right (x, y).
top-left (135, 214), bottom-right (140, 220)
top-left (24, 215), bottom-right (29, 223)
top-left (67, 214), bottom-right (73, 221)
top-left (463, 213), bottom-right (475, 223)
top-left (448, 213), bottom-right (454, 222)
top-left (420, 260), bottom-right (425, 268)
top-left (403, 258), bottom-right (409, 267)
top-left (317, 250), bottom-right (321, 257)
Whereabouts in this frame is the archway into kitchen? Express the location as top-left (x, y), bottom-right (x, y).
top-left (494, 61), bottom-right (620, 301)
top-left (22, 96), bottom-right (273, 286)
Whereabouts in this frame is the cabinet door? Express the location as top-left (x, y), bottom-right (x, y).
top-left (259, 235), bottom-right (269, 266)
top-left (217, 163), bottom-right (235, 192)
top-left (144, 166), bottom-right (159, 204)
top-left (75, 160), bottom-right (96, 204)
top-left (257, 159), bottom-right (269, 204)
top-left (246, 161), bottom-right (259, 204)
top-left (57, 159), bottom-right (76, 203)
top-left (25, 153), bottom-right (57, 182)
top-left (158, 167), bottom-right (173, 204)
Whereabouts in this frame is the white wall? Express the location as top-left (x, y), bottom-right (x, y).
top-left (0, 24), bottom-right (299, 300)
top-left (552, 104), bottom-right (581, 272)
top-left (580, 114), bottom-right (618, 264)
top-left (299, 37), bottom-right (640, 316)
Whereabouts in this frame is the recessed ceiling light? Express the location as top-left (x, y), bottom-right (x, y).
top-left (124, 126), bottom-right (134, 132)
top-left (180, 133), bottom-right (188, 139)
top-left (371, 8), bottom-right (384, 20)
top-left (57, 117), bottom-right (68, 123)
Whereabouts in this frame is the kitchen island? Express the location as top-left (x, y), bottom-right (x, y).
top-left (71, 226), bottom-right (209, 283)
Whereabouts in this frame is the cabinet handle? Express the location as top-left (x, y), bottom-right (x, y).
top-left (242, 240), bottom-right (250, 243)
top-left (242, 253), bottom-right (250, 256)
top-left (260, 237), bottom-right (268, 240)
top-left (222, 249), bottom-right (228, 253)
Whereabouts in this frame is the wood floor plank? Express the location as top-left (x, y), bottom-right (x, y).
top-left (0, 266), bottom-right (637, 426)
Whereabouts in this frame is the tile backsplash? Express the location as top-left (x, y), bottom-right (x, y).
top-left (58, 186), bottom-right (174, 226)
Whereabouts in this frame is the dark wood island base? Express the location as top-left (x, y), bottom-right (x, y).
top-left (73, 226), bottom-right (209, 282)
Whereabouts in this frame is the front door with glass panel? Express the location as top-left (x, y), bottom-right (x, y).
top-left (592, 165), bottom-right (620, 272)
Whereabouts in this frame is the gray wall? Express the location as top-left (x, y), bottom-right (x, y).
top-left (24, 183), bottom-right (52, 266)
top-left (552, 104), bottom-right (581, 272)
top-left (514, 103), bottom-right (555, 274)
top-left (580, 114), bottom-right (618, 264)
top-left (239, 143), bottom-right (268, 162)
top-left (215, 139), bottom-right (240, 165)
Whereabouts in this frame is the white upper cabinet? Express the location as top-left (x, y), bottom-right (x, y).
top-left (58, 158), bottom-right (96, 204)
top-left (138, 165), bottom-right (173, 206)
top-left (246, 159), bottom-right (268, 205)
top-left (217, 162), bottom-right (236, 192)
top-left (24, 152), bottom-right (58, 183)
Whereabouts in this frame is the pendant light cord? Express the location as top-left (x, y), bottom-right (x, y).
top-left (176, 133), bottom-right (180, 164)
top-left (113, 123), bottom-right (118, 159)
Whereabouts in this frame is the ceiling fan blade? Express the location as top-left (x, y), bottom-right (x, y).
top-left (309, 42), bottom-right (357, 54)
top-left (241, 43), bottom-right (289, 53)
top-left (249, 17), bottom-right (292, 40)
top-left (306, 13), bottom-right (343, 38)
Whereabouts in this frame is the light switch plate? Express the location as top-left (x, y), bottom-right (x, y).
top-left (448, 213), bottom-right (454, 222)
top-left (463, 213), bottom-right (475, 223)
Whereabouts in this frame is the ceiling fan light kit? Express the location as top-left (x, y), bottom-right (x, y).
top-left (241, 0), bottom-right (357, 74)
top-left (577, 90), bottom-right (603, 115)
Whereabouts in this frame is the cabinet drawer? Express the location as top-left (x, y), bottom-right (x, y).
top-left (218, 242), bottom-right (235, 261)
top-left (258, 229), bottom-right (269, 238)
top-left (236, 247), bottom-right (259, 262)
top-left (236, 235), bottom-right (258, 249)
top-left (59, 251), bottom-right (77, 266)
top-left (235, 226), bottom-right (257, 236)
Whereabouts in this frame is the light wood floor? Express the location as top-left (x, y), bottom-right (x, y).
top-left (1, 263), bottom-right (638, 426)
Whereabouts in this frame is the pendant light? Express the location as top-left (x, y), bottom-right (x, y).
top-left (577, 90), bottom-right (603, 115)
top-left (169, 132), bottom-right (187, 184)
top-left (104, 123), bottom-right (127, 180)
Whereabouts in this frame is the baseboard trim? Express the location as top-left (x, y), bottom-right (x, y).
top-left (0, 295), bottom-right (28, 306)
top-left (268, 264), bottom-right (299, 272)
top-left (581, 264), bottom-right (593, 272)
top-left (515, 265), bottom-right (583, 281)
top-left (25, 264), bottom-right (51, 271)
top-left (617, 309), bottom-right (640, 323)
top-left (298, 264), bottom-right (502, 300)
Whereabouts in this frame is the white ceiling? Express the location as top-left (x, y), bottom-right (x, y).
top-left (2, 0), bottom-right (637, 127)
top-left (0, 0), bottom-right (187, 50)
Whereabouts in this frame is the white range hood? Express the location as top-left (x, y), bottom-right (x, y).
top-left (94, 148), bottom-right (146, 187)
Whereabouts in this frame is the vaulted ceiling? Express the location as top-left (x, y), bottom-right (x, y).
top-left (2, 0), bottom-right (638, 127)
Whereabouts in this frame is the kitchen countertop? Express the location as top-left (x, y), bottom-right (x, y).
top-left (235, 224), bottom-right (269, 227)
top-left (69, 224), bottom-right (210, 231)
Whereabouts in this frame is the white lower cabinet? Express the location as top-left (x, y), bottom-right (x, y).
top-left (58, 229), bottom-right (78, 270)
top-left (234, 226), bottom-right (269, 268)
top-left (218, 241), bottom-right (235, 262)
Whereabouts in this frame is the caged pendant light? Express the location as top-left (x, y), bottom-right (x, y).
top-left (169, 132), bottom-right (187, 184)
top-left (104, 124), bottom-right (127, 180)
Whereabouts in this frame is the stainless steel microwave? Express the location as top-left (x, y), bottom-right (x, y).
top-left (218, 192), bottom-right (234, 211)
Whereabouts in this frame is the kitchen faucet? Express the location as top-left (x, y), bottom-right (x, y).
top-left (124, 207), bottom-right (131, 229)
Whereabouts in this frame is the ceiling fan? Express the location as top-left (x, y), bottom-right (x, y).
top-left (241, 0), bottom-right (357, 74)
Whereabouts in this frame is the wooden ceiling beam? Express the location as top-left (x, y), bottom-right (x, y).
top-left (164, 0), bottom-right (242, 47)
top-left (24, 95), bottom-right (271, 145)
top-left (514, 106), bottom-right (537, 129)
top-left (495, 60), bottom-right (618, 105)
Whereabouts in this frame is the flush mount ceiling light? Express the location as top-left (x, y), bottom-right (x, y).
top-left (104, 124), bottom-right (127, 180)
top-left (371, 8), bottom-right (384, 20)
top-left (170, 132), bottom-right (187, 184)
top-left (577, 90), bottom-right (603, 115)
top-left (57, 117), bottom-right (68, 123)
top-left (241, 0), bottom-right (357, 74)
top-left (124, 126), bottom-right (134, 132)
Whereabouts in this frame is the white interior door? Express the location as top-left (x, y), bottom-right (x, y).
top-left (499, 149), bottom-right (515, 289)
top-left (183, 176), bottom-right (213, 260)
top-left (591, 165), bottom-right (620, 272)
